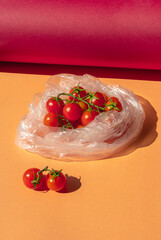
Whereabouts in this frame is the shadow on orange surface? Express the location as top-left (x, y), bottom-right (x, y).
top-left (35, 175), bottom-right (81, 193)
top-left (135, 96), bottom-right (158, 148)
top-left (113, 96), bottom-right (158, 158)
top-left (58, 175), bottom-right (81, 194)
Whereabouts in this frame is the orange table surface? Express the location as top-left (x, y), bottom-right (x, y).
top-left (1, 72), bottom-right (161, 240)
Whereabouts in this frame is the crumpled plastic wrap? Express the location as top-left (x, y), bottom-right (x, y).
top-left (15, 74), bottom-right (145, 161)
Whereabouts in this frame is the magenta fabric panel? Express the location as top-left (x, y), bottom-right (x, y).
top-left (0, 0), bottom-right (161, 70)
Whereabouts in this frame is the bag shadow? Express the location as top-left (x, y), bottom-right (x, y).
top-left (112, 96), bottom-right (158, 158)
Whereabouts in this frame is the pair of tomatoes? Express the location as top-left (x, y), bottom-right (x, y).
top-left (23, 167), bottom-right (66, 192)
top-left (43, 85), bottom-right (122, 129)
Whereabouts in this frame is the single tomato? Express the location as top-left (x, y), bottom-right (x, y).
top-left (105, 97), bottom-right (122, 112)
top-left (102, 93), bottom-right (108, 102)
top-left (76, 124), bottom-right (84, 128)
top-left (81, 110), bottom-right (99, 126)
top-left (87, 92), bottom-right (105, 108)
top-left (46, 169), bottom-right (66, 191)
top-left (23, 167), bottom-right (47, 190)
top-left (78, 101), bottom-right (88, 111)
top-left (69, 86), bottom-right (87, 102)
top-left (46, 97), bottom-right (64, 114)
top-left (43, 112), bottom-right (61, 127)
top-left (71, 119), bottom-right (82, 128)
top-left (63, 103), bottom-right (82, 121)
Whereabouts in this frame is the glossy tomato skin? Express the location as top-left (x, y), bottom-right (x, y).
top-left (81, 110), bottom-right (99, 126)
top-left (102, 93), bottom-right (108, 102)
top-left (23, 168), bottom-right (44, 190)
top-left (105, 97), bottom-right (122, 112)
top-left (46, 98), bottom-right (64, 114)
top-left (43, 112), bottom-right (61, 127)
top-left (63, 103), bottom-right (82, 121)
top-left (69, 86), bottom-right (87, 102)
top-left (76, 124), bottom-right (84, 128)
top-left (70, 119), bottom-right (81, 128)
top-left (87, 92), bottom-right (105, 108)
top-left (78, 101), bottom-right (88, 111)
top-left (46, 171), bottom-right (66, 191)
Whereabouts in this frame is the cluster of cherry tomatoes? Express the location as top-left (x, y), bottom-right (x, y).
top-left (43, 84), bottom-right (122, 129)
top-left (23, 86), bottom-right (123, 191)
top-left (23, 167), bottom-right (66, 191)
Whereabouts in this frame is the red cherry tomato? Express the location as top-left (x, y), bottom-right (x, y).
top-left (69, 86), bottom-right (87, 102)
top-left (46, 169), bottom-right (66, 191)
top-left (105, 97), bottom-right (122, 112)
top-left (87, 92), bottom-right (105, 108)
top-left (23, 168), bottom-right (45, 190)
top-left (81, 110), bottom-right (99, 126)
top-left (43, 112), bottom-right (61, 127)
top-left (71, 119), bottom-right (82, 128)
top-left (63, 103), bottom-right (82, 121)
top-left (46, 98), bottom-right (64, 114)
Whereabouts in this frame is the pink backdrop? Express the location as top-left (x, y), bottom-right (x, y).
top-left (1, 0), bottom-right (161, 70)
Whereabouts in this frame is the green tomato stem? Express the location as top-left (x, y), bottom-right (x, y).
top-left (49, 169), bottom-right (63, 182)
top-left (38, 166), bottom-right (48, 175)
top-left (31, 166), bottom-right (48, 189)
top-left (57, 92), bottom-right (105, 111)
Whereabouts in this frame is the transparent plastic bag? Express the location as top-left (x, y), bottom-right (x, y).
top-left (15, 74), bottom-right (145, 161)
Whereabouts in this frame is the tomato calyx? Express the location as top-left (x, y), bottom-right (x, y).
top-left (50, 96), bottom-right (63, 106)
top-left (85, 91), bottom-right (98, 103)
top-left (71, 84), bottom-right (86, 94)
top-left (85, 92), bottom-right (101, 113)
top-left (57, 115), bottom-right (74, 129)
top-left (48, 169), bottom-right (63, 182)
top-left (105, 98), bottom-right (121, 111)
top-left (31, 166), bottom-right (48, 189)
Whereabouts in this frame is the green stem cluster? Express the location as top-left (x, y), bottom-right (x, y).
top-left (57, 92), bottom-right (105, 111)
top-left (57, 114), bottom-right (74, 129)
top-left (31, 166), bottom-right (48, 189)
top-left (57, 90), bottom-right (120, 112)
top-left (31, 166), bottom-right (62, 189)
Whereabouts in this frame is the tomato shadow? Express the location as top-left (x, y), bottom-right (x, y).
top-left (58, 175), bottom-right (82, 193)
top-left (111, 96), bottom-right (158, 158)
top-left (34, 175), bottom-right (81, 193)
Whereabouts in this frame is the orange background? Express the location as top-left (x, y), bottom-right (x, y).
top-left (1, 72), bottom-right (161, 240)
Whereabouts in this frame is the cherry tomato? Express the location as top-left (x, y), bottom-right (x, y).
top-left (102, 93), bottom-right (108, 102)
top-left (78, 101), bottom-right (88, 111)
top-left (43, 112), bottom-right (61, 127)
top-left (87, 92), bottom-right (105, 108)
top-left (81, 110), bottom-right (99, 126)
top-left (46, 169), bottom-right (66, 191)
top-left (46, 97), bottom-right (64, 114)
top-left (23, 168), bottom-right (45, 190)
top-left (105, 97), bottom-right (122, 112)
top-left (63, 103), bottom-right (82, 121)
top-left (69, 86), bottom-right (87, 102)
top-left (71, 119), bottom-right (82, 128)
top-left (77, 124), bottom-right (84, 128)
